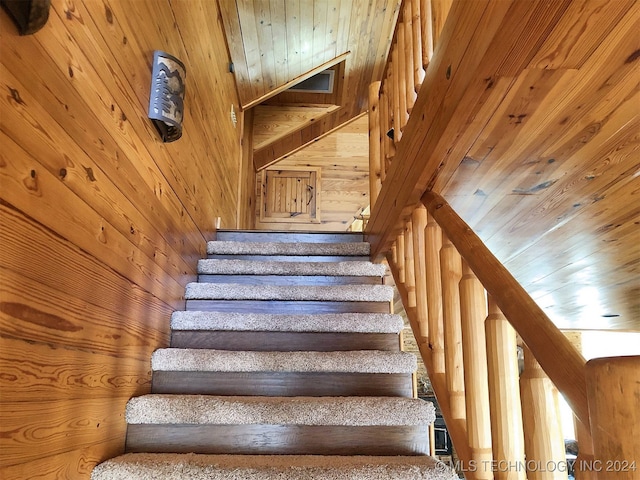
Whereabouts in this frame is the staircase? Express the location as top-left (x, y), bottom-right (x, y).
top-left (91, 230), bottom-right (457, 479)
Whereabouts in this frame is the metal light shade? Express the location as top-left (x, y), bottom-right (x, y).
top-left (148, 50), bottom-right (186, 143)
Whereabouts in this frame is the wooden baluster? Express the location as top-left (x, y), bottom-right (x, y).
top-left (574, 417), bottom-right (596, 480)
top-left (368, 81), bottom-right (382, 209)
top-left (486, 296), bottom-right (526, 480)
top-left (391, 242), bottom-right (398, 272)
top-left (411, 205), bottom-right (429, 344)
top-left (520, 345), bottom-right (567, 480)
top-left (412, 0), bottom-right (425, 90)
top-left (403, 2), bottom-right (417, 112)
top-left (460, 261), bottom-right (493, 479)
top-left (379, 85), bottom-right (388, 183)
top-left (396, 232), bottom-right (405, 284)
top-left (431, 0), bottom-right (453, 49)
top-left (425, 212), bottom-right (445, 375)
top-left (420, 0), bottom-right (434, 67)
top-left (382, 80), bottom-right (396, 168)
top-left (391, 48), bottom-right (402, 143)
top-left (440, 233), bottom-right (466, 422)
top-left (563, 332), bottom-right (596, 480)
top-left (586, 356), bottom-right (640, 480)
top-left (397, 24), bottom-right (409, 131)
top-left (404, 219), bottom-right (417, 308)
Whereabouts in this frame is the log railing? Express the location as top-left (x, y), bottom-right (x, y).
top-left (366, 0), bottom-right (638, 478)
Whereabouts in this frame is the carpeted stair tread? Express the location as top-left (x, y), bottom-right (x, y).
top-left (152, 349), bottom-right (416, 373)
top-left (126, 395), bottom-right (435, 426)
top-left (171, 312), bottom-right (404, 333)
top-left (185, 283), bottom-right (394, 302)
top-left (91, 453), bottom-right (458, 480)
top-left (198, 259), bottom-right (386, 276)
top-left (207, 241), bottom-right (370, 256)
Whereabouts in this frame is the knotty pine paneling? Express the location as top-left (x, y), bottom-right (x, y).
top-left (0, 0), bottom-right (246, 475)
top-left (255, 116), bottom-right (369, 231)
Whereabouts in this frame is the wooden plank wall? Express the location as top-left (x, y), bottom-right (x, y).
top-left (255, 116), bottom-right (369, 231)
top-left (0, 0), bottom-right (246, 477)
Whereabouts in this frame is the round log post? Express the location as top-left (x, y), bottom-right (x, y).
top-left (411, 0), bottom-right (425, 90)
top-left (420, 0), bottom-right (434, 67)
top-left (425, 211), bottom-right (445, 374)
top-left (440, 232), bottom-right (466, 422)
top-left (403, 1), bottom-right (417, 111)
top-left (396, 232), bottom-right (405, 284)
top-left (486, 296), bottom-right (526, 480)
top-left (586, 355), bottom-right (640, 480)
top-left (520, 345), bottom-right (567, 480)
top-left (403, 219), bottom-right (417, 308)
top-left (412, 205), bottom-right (429, 343)
top-left (459, 261), bottom-right (493, 479)
top-left (368, 81), bottom-right (382, 209)
top-left (397, 23), bottom-right (408, 131)
top-left (391, 49), bottom-right (402, 143)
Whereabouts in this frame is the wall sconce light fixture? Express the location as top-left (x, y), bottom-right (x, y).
top-left (148, 50), bottom-right (186, 143)
top-left (0, 0), bottom-right (51, 35)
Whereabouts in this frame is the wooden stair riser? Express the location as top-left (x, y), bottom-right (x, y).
top-left (125, 424), bottom-right (430, 456)
top-left (185, 300), bottom-right (391, 314)
top-left (152, 372), bottom-right (414, 397)
top-left (207, 254), bottom-right (370, 262)
top-left (170, 331), bottom-right (401, 351)
top-left (216, 231), bottom-right (364, 243)
top-left (198, 274), bottom-right (382, 285)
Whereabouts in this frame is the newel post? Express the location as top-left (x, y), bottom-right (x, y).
top-left (585, 355), bottom-right (640, 480)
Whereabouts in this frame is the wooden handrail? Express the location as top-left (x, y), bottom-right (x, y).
top-left (421, 190), bottom-right (590, 431)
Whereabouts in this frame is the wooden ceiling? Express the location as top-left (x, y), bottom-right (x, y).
top-left (220, 0), bottom-right (639, 332)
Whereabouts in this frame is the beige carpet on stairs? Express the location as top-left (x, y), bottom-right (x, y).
top-left (91, 453), bottom-right (459, 479)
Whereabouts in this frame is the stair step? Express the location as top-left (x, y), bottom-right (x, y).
top-left (171, 312), bottom-right (402, 350)
top-left (126, 395), bottom-right (434, 426)
top-left (171, 312), bottom-right (404, 333)
top-left (125, 395), bottom-right (434, 455)
top-left (92, 453), bottom-right (458, 479)
top-left (185, 283), bottom-right (394, 302)
top-left (152, 349), bottom-right (416, 373)
top-left (207, 241), bottom-right (370, 256)
top-left (216, 229), bottom-right (364, 243)
top-left (198, 259), bottom-right (386, 276)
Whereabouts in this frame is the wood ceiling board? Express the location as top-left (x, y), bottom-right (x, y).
top-left (528, 0), bottom-right (636, 70)
top-left (219, 0), bottom-right (251, 91)
top-left (284, 0), bottom-right (301, 79)
top-left (269, 0), bottom-right (288, 87)
top-left (432, 6), bottom-right (640, 330)
top-left (252, 104), bottom-right (340, 150)
top-left (254, 0), bottom-right (277, 91)
top-left (441, 7), bottom-right (639, 235)
top-left (236, 0), bottom-right (264, 102)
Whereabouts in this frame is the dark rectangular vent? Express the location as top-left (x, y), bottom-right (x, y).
top-left (288, 70), bottom-right (335, 94)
